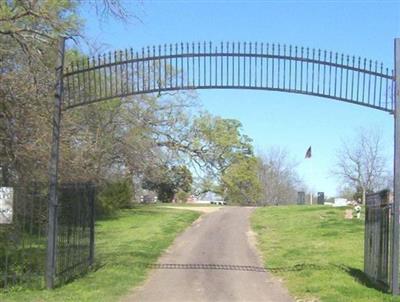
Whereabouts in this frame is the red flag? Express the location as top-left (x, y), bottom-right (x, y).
top-left (305, 146), bottom-right (312, 159)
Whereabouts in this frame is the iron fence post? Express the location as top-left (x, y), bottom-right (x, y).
top-left (88, 183), bottom-right (95, 267)
top-left (392, 38), bottom-right (400, 295)
top-left (46, 37), bottom-right (66, 289)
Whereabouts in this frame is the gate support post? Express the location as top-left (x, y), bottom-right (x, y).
top-left (46, 37), bottom-right (66, 289)
top-left (392, 38), bottom-right (400, 295)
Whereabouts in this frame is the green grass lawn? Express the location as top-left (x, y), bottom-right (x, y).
top-left (251, 205), bottom-right (400, 302)
top-left (0, 205), bottom-right (200, 302)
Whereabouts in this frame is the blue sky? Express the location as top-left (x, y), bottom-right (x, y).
top-left (79, 0), bottom-right (400, 196)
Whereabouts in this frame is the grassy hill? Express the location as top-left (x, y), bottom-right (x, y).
top-left (251, 205), bottom-right (399, 302)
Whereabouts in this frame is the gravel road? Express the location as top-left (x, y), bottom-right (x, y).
top-left (122, 206), bottom-right (293, 302)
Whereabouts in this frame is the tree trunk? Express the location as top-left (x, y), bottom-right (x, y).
top-left (362, 187), bottom-right (366, 205)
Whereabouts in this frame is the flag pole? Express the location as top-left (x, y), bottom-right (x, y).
top-left (305, 146), bottom-right (313, 205)
top-left (309, 159), bottom-right (313, 205)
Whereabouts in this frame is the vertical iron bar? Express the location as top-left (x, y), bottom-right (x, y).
top-left (88, 183), bottom-right (95, 267)
top-left (368, 60), bottom-right (372, 104)
top-left (181, 43), bottom-right (184, 88)
top-left (255, 42), bottom-right (258, 87)
top-left (221, 42), bottom-right (224, 86)
top-left (115, 51), bottom-right (119, 95)
top-left (362, 59), bottom-right (367, 102)
top-left (164, 45), bottom-right (167, 88)
top-left (238, 42), bottom-right (241, 86)
top-left (351, 56), bottom-right (355, 101)
top-left (203, 42), bottom-right (206, 86)
top-left (312, 49), bottom-right (315, 93)
top-left (328, 52), bottom-right (332, 95)
top-left (294, 46), bottom-right (297, 90)
top-left (175, 44), bottom-right (178, 88)
top-left (386, 68), bottom-right (390, 109)
top-left (267, 44), bottom-right (269, 87)
top-left (300, 47), bottom-right (303, 91)
top-left (209, 42), bottom-right (212, 86)
top-left (261, 43), bottom-right (264, 87)
top-left (243, 42), bottom-right (246, 86)
top-left (340, 54), bottom-right (343, 98)
top-left (215, 46), bottom-right (218, 86)
top-left (97, 56), bottom-right (102, 97)
top-left (357, 57), bottom-right (361, 101)
top-left (46, 37), bottom-right (65, 289)
top-left (345, 55), bottom-right (349, 99)
top-left (323, 50), bottom-right (326, 95)
top-left (277, 44), bottom-right (280, 89)
top-left (373, 61), bottom-right (378, 106)
top-left (391, 37), bottom-right (400, 296)
top-left (186, 43), bottom-right (189, 87)
top-left (226, 42), bottom-right (229, 86)
top-left (379, 64), bottom-right (383, 108)
top-left (334, 53), bottom-right (338, 97)
top-left (249, 43), bottom-right (252, 86)
top-left (288, 45), bottom-right (292, 90)
top-left (272, 44), bottom-right (275, 88)
top-left (283, 45), bottom-right (286, 89)
top-left (306, 48), bottom-right (309, 92)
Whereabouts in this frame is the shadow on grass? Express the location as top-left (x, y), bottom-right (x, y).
top-left (337, 265), bottom-right (389, 293)
top-left (246, 262), bottom-right (390, 294)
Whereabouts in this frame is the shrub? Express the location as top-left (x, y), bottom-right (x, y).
top-left (175, 190), bottom-right (190, 203)
top-left (96, 179), bottom-right (133, 216)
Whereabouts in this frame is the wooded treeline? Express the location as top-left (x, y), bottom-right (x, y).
top-left (1, 1), bottom-right (304, 210)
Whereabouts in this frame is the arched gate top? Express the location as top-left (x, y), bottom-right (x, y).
top-left (63, 42), bottom-right (395, 113)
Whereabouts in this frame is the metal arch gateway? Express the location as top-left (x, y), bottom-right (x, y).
top-left (47, 38), bottom-right (400, 294)
top-left (62, 41), bottom-right (394, 112)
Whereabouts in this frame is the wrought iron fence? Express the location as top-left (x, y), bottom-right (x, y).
top-left (0, 183), bottom-right (48, 288)
top-left (55, 183), bottom-right (95, 285)
top-left (0, 182), bottom-right (95, 289)
top-left (364, 190), bottom-right (392, 289)
top-left (62, 42), bottom-right (395, 113)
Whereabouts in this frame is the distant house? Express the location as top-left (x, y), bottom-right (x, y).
top-left (188, 191), bottom-right (224, 204)
top-left (140, 189), bottom-right (158, 204)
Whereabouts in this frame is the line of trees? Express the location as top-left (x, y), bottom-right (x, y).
top-left (0, 1), bottom-right (272, 211)
top-left (333, 127), bottom-right (391, 204)
top-left (3, 2), bottom-right (388, 210)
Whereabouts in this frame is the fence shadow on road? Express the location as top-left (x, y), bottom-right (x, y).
top-left (148, 263), bottom-right (266, 272)
top-left (145, 262), bottom-right (388, 292)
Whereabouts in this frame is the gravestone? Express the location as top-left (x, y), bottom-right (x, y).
top-left (317, 192), bottom-right (325, 205)
top-left (297, 191), bottom-right (305, 205)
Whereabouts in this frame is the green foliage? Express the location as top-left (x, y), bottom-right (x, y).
top-left (175, 190), bottom-right (190, 203)
top-left (191, 113), bottom-right (254, 173)
top-left (96, 179), bottom-right (133, 215)
top-left (143, 165), bottom-right (193, 202)
top-left (221, 156), bottom-right (262, 204)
